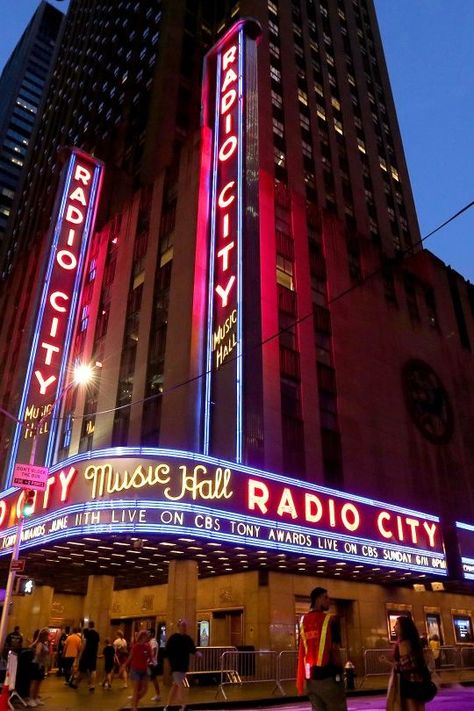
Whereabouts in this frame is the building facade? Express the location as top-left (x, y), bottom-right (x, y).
top-left (0, 1), bottom-right (64, 269)
top-left (1, 0), bottom-right (474, 668)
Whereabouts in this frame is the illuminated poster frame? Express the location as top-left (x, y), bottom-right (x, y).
top-left (5, 149), bottom-right (104, 485)
top-left (200, 19), bottom-right (261, 462)
top-left (452, 612), bottom-right (474, 644)
top-left (456, 521), bottom-right (474, 580)
top-left (0, 447), bottom-right (448, 578)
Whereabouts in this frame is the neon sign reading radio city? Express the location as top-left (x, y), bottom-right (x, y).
top-left (211, 42), bottom-right (240, 369)
top-left (0, 450), bottom-right (448, 576)
top-left (6, 149), bottom-right (103, 483)
top-left (34, 164), bottom-right (94, 397)
top-left (201, 20), bottom-right (263, 462)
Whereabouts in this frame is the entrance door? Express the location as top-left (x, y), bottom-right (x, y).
top-left (211, 609), bottom-right (243, 646)
top-left (295, 596), bottom-right (349, 656)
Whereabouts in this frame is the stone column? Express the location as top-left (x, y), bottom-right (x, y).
top-left (11, 585), bottom-right (54, 639)
top-left (83, 575), bottom-right (114, 643)
top-left (165, 560), bottom-right (198, 639)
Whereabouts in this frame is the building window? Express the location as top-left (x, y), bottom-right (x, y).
top-left (270, 65), bottom-right (281, 83)
top-left (276, 255), bottom-right (294, 291)
top-left (404, 274), bottom-right (420, 322)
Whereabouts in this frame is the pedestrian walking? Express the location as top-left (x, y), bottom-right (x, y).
top-left (63, 627), bottom-right (82, 684)
top-left (297, 586), bottom-right (347, 711)
top-left (101, 638), bottom-right (115, 689)
top-left (114, 630), bottom-right (129, 688)
top-left (163, 619), bottom-right (198, 711)
top-left (388, 616), bottom-right (437, 711)
top-left (56, 626), bottom-right (69, 677)
top-left (70, 620), bottom-right (100, 692)
top-left (126, 629), bottom-right (152, 711)
top-left (148, 629), bottom-right (161, 701)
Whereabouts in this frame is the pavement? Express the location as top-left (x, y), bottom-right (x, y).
top-left (13, 674), bottom-right (474, 711)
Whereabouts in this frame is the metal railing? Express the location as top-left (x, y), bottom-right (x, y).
top-left (184, 645), bottom-right (237, 687)
top-left (362, 645), bottom-right (474, 681)
top-left (460, 646), bottom-right (474, 669)
top-left (181, 644), bottom-right (474, 696)
top-left (438, 645), bottom-right (461, 668)
top-left (218, 650), bottom-right (280, 699)
top-left (277, 650), bottom-right (298, 684)
top-left (362, 648), bottom-right (393, 684)
top-left (188, 645), bottom-right (237, 673)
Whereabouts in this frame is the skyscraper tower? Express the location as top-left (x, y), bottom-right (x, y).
top-left (0, 1), bottom-right (64, 266)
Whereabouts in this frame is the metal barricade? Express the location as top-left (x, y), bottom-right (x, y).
top-left (460, 645), bottom-right (474, 669)
top-left (219, 650), bottom-right (279, 699)
top-left (275, 647), bottom-right (347, 690)
top-left (277, 650), bottom-right (298, 684)
top-left (184, 646), bottom-right (237, 687)
top-left (362, 648), bottom-right (393, 686)
top-left (439, 645), bottom-right (462, 669)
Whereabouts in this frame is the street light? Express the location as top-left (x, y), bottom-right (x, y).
top-left (0, 362), bottom-right (95, 655)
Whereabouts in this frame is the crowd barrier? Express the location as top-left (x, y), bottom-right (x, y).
top-left (362, 645), bottom-right (474, 682)
top-left (184, 646), bottom-right (237, 687)
top-left (180, 644), bottom-right (474, 696)
top-left (218, 650), bottom-right (280, 699)
top-left (461, 646), bottom-right (474, 669)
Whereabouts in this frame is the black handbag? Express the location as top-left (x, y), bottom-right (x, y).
top-left (400, 671), bottom-right (438, 702)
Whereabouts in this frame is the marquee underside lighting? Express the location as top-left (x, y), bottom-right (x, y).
top-left (0, 448), bottom-right (448, 579)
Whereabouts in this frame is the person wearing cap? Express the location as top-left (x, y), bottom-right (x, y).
top-left (297, 586), bottom-right (347, 711)
top-left (163, 619), bottom-right (197, 711)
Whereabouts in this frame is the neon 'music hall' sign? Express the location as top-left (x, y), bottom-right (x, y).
top-left (6, 149), bottom-right (104, 485)
top-left (0, 448), bottom-right (448, 578)
top-left (201, 19), bottom-right (261, 462)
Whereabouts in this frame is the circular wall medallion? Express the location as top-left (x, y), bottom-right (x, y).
top-left (402, 359), bottom-right (454, 444)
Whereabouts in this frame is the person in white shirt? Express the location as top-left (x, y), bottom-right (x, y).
top-left (113, 630), bottom-right (128, 688)
top-left (148, 630), bottom-right (161, 702)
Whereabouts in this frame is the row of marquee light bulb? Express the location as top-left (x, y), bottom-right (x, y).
top-left (44, 536), bottom-right (420, 582)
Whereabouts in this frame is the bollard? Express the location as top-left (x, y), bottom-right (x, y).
top-left (344, 660), bottom-right (356, 690)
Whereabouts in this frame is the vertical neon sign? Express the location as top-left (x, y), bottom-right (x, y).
top-left (201, 19), bottom-right (261, 462)
top-left (6, 149), bottom-right (104, 485)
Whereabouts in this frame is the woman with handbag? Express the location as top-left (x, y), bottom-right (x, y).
top-left (390, 616), bottom-right (437, 710)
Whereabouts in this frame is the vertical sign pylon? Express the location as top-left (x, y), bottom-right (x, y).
top-left (5, 149), bottom-right (104, 485)
top-left (201, 19), bottom-right (261, 462)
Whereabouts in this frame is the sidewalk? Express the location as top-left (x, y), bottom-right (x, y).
top-left (18, 669), bottom-right (474, 711)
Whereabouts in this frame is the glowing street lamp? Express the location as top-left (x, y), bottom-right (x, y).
top-left (0, 362), bottom-right (95, 654)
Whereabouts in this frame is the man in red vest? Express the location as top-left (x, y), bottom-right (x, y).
top-left (297, 587), bottom-right (347, 711)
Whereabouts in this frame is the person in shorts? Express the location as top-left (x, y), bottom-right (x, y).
top-left (126, 629), bottom-right (152, 711)
top-left (148, 629), bottom-right (161, 701)
top-left (64, 627), bottom-right (82, 684)
top-left (28, 628), bottom-right (49, 708)
top-left (71, 620), bottom-right (100, 692)
top-left (101, 638), bottom-right (115, 689)
top-left (114, 630), bottom-right (129, 688)
top-left (163, 619), bottom-right (198, 711)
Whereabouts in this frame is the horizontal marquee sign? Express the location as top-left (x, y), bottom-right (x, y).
top-left (0, 449), bottom-right (447, 576)
top-left (456, 522), bottom-right (474, 580)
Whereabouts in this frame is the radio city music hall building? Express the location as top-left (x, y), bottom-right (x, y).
top-left (0, 0), bottom-right (474, 667)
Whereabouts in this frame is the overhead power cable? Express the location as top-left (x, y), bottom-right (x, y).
top-left (46, 199), bottom-right (474, 423)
